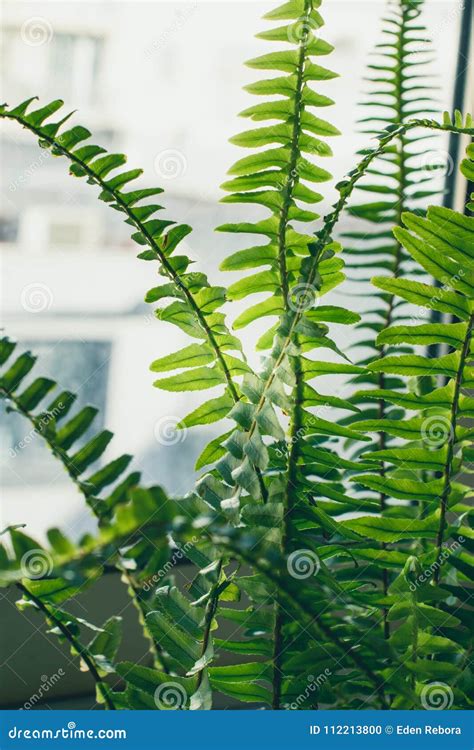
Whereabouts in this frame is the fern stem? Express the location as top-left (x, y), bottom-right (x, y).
top-left (16, 582), bottom-right (116, 710)
top-left (272, 350), bottom-right (305, 709)
top-left (434, 311), bottom-right (473, 583)
top-left (272, 10), bottom-right (312, 648)
top-left (410, 588), bottom-right (419, 696)
top-left (224, 543), bottom-right (388, 708)
top-left (196, 560), bottom-right (223, 691)
top-left (120, 568), bottom-right (170, 674)
top-left (376, 3), bottom-right (410, 640)
top-left (1, 387), bottom-right (86, 493)
top-left (1, 111), bottom-right (239, 405)
top-left (271, 605), bottom-right (285, 709)
top-left (0, 110), bottom-right (275, 542)
top-left (277, 0), bottom-right (312, 308)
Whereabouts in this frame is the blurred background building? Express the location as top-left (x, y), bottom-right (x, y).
top-left (0, 0), bottom-right (463, 542)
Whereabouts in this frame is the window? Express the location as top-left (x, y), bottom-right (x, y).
top-left (1, 340), bottom-right (111, 486)
top-left (48, 33), bottom-right (104, 108)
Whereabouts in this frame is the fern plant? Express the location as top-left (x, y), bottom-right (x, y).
top-left (338, 0), bottom-right (440, 631)
top-left (0, 0), bottom-right (472, 712)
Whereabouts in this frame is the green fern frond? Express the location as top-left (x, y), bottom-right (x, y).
top-left (354, 206), bottom-right (474, 583)
top-left (16, 578), bottom-right (121, 709)
top-left (0, 337), bottom-right (138, 521)
top-left (0, 98), bottom-right (246, 433)
top-left (219, 0), bottom-right (339, 330)
top-left (341, 0), bottom-right (445, 637)
top-left (386, 557), bottom-right (470, 708)
top-left (0, 337), bottom-right (179, 671)
top-left (461, 140), bottom-right (474, 212)
top-left (345, 0), bottom-right (442, 334)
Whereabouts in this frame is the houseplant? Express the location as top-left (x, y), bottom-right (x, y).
top-left (1, 0), bottom-right (472, 711)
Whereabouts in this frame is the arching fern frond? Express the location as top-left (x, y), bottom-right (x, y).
top-left (199, 118), bottom-right (473, 506)
top-left (344, 0), bottom-right (443, 350)
top-left (0, 336), bottom-right (139, 522)
top-left (218, 0), bottom-right (339, 332)
top-left (0, 337), bottom-right (178, 672)
top-left (0, 336), bottom-right (242, 708)
top-left (347, 204), bottom-right (474, 680)
top-left (0, 98), bottom-right (247, 433)
top-left (16, 579), bottom-right (121, 710)
top-left (341, 0), bottom-right (445, 636)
